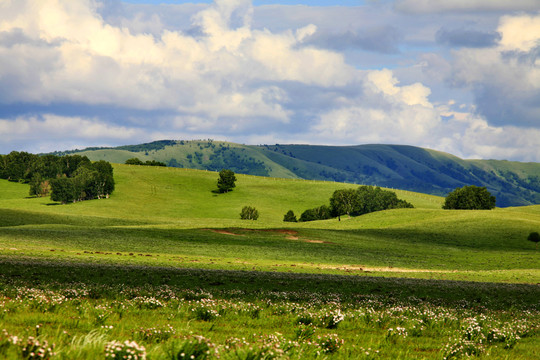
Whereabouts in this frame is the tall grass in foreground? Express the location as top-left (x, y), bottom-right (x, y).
top-left (0, 259), bottom-right (538, 359)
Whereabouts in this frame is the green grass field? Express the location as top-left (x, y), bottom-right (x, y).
top-left (0, 164), bottom-right (538, 359)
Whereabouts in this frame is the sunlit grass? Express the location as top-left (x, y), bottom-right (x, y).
top-left (0, 164), bottom-right (539, 359)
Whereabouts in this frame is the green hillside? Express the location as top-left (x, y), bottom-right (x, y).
top-left (1, 163), bottom-right (539, 359)
top-left (53, 140), bottom-right (540, 207)
top-left (0, 164), bottom-right (538, 283)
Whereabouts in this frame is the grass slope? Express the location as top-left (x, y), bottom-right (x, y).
top-left (55, 140), bottom-right (540, 207)
top-left (0, 164), bottom-right (538, 283)
top-left (0, 165), bottom-right (539, 359)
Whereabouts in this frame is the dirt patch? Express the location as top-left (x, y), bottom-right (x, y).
top-left (318, 264), bottom-right (456, 273)
top-left (206, 229), bottom-right (245, 236)
top-left (205, 228), bottom-right (332, 244)
top-left (304, 239), bottom-right (327, 244)
top-left (241, 229), bottom-right (299, 236)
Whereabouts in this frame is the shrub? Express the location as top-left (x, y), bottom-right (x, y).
top-left (240, 206), bottom-right (259, 220)
top-left (527, 231), bottom-right (540, 249)
top-left (442, 185), bottom-right (496, 210)
top-left (125, 158), bottom-right (144, 165)
top-left (299, 205), bottom-right (332, 222)
top-left (283, 210), bottom-right (297, 222)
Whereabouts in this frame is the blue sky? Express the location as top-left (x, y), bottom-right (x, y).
top-left (1, 0), bottom-right (540, 161)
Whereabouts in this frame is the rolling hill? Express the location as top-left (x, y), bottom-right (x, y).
top-left (0, 164), bottom-right (538, 283)
top-left (2, 150), bottom-right (538, 360)
top-left (51, 140), bottom-right (540, 207)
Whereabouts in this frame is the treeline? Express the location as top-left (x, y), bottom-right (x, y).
top-left (285, 185), bottom-right (414, 222)
top-left (125, 158), bottom-right (166, 167)
top-left (0, 151), bottom-right (114, 204)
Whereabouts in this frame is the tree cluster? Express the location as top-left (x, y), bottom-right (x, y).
top-left (0, 151), bottom-right (114, 204)
top-left (125, 158), bottom-right (166, 167)
top-left (299, 205), bottom-right (333, 222)
top-left (442, 185), bottom-right (496, 210)
top-left (294, 185), bottom-right (414, 222)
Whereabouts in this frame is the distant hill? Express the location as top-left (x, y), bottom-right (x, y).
top-left (51, 140), bottom-right (540, 207)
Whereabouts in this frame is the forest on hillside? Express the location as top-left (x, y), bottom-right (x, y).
top-left (0, 151), bottom-right (114, 203)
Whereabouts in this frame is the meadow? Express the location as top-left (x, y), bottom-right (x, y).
top-left (0, 164), bottom-right (538, 359)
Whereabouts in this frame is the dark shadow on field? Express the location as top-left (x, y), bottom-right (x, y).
top-left (332, 227), bottom-right (526, 250)
top-left (0, 208), bottom-right (147, 227)
top-left (1, 225), bottom-right (535, 272)
top-left (0, 257), bottom-right (537, 311)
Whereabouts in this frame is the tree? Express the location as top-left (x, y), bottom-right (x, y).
top-left (29, 174), bottom-right (50, 197)
top-left (217, 169), bottom-right (236, 193)
top-left (329, 189), bottom-right (358, 221)
top-left (125, 158), bottom-right (144, 165)
top-left (528, 232), bottom-right (540, 249)
top-left (442, 185), bottom-right (496, 210)
top-left (240, 206), bottom-right (259, 220)
top-left (299, 205), bottom-right (332, 222)
top-left (50, 177), bottom-right (77, 204)
top-left (352, 186), bottom-right (413, 216)
top-left (144, 160), bottom-right (166, 167)
top-left (283, 210), bottom-right (297, 222)
top-left (92, 160), bottom-right (115, 198)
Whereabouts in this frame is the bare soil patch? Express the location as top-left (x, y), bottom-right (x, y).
top-left (205, 228), bottom-right (333, 244)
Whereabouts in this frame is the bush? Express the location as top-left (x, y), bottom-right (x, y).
top-left (125, 158), bottom-right (144, 165)
top-left (443, 185), bottom-right (496, 210)
top-left (283, 210), bottom-right (297, 222)
top-left (299, 205), bottom-right (332, 222)
top-left (527, 232), bottom-right (540, 249)
top-left (240, 206), bottom-right (259, 220)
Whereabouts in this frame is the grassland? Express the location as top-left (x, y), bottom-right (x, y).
top-left (0, 164), bottom-right (538, 359)
top-left (66, 140), bottom-right (540, 206)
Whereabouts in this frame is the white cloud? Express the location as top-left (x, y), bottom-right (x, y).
top-left (0, 114), bottom-right (140, 141)
top-left (498, 13), bottom-right (540, 51)
top-left (1, 0), bottom-right (540, 162)
top-left (0, 0), bottom-right (353, 125)
top-left (447, 12), bottom-right (540, 127)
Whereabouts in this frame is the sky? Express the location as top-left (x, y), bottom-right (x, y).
top-left (0, 1), bottom-right (539, 161)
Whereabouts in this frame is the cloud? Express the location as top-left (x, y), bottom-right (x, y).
top-left (447, 12), bottom-right (540, 127)
top-left (1, 0), bottom-right (540, 162)
top-left (304, 26), bottom-right (403, 54)
top-left (0, 114), bottom-right (148, 153)
top-left (0, 0), bottom-right (352, 116)
top-left (394, 0), bottom-right (540, 14)
top-left (436, 28), bottom-right (501, 48)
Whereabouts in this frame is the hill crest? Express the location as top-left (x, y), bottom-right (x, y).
top-left (50, 140), bottom-right (540, 207)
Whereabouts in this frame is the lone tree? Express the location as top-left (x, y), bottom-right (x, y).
top-left (442, 185), bottom-right (496, 210)
top-left (217, 169), bottom-right (237, 193)
top-left (283, 210), bottom-right (297, 222)
top-left (528, 232), bottom-right (540, 249)
top-left (240, 206), bottom-right (259, 220)
top-left (329, 188), bottom-right (358, 221)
